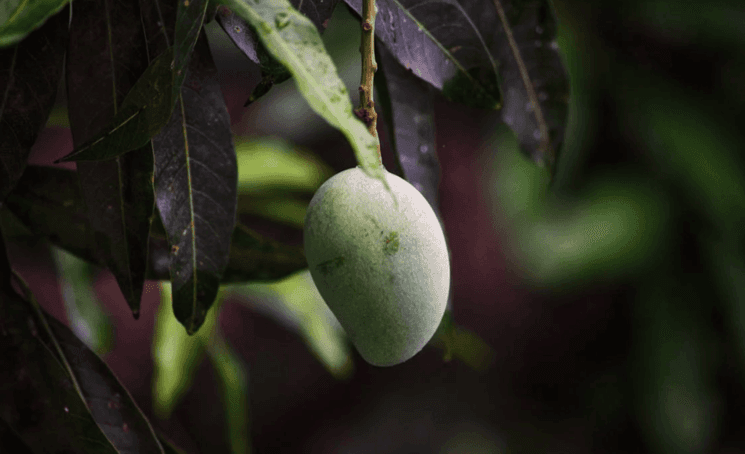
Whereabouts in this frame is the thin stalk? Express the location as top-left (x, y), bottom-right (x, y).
top-left (354, 0), bottom-right (381, 164)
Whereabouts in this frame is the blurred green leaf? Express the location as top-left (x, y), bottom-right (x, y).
top-left (488, 127), bottom-right (551, 226)
top-left (151, 281), bottom-right (220, 419)
top-left (51, 245), bottom-right (114, 356)
top-left (228, 270), bottom-right (353, 379)
top-left (491, 129), bottom-right (671, 288)
top-left (429, 311), bottom-right (496, 372)
top-left (206, 327), bottom-right (252, 454)
top-left (632, 279), bottom-right (721, 454)
top-left (518, 178), bottom-right (670, 287)
top-left (0, 0), bottom-right (68, 47)
top-left (618, 74), bottom-right (745, 245)
top-left (236, 136), bottom-right (333, 194)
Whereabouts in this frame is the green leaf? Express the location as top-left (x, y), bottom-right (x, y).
top-left (0, 273), bottom-right (164, 453)
top-left (51, 245), bottom-right (114, 356)
top-left (1, 165), bottom-right (308, 284)
top-left (216, 0), bottom-right (392, 195)
top-left (235, 136), bottom-right (334, 194)
top-left (0, 5), bottom-right (67, 202)
top-left (153, 32), bottom-right (238, 334)
top-left (54, 47), bottom-right (175, 163)
top-left (343, 0), bottom-right (569, 173)
top-left (63, 0), bottom-right (155, 318)
top-left (173, 0), bottom-right (210, 100)
top-left (151, 280), bottom-right (218, 418)
top-left (55, 0), bottom-right (211, 164)
top-left (231, 270), bottom-right (353, 379)
top-left (632, 278), bottom-right (721, 454)
top-left (0, 0), bottom-right (68, 47)
top-left (429, 311), bottom-right (496, 371)
top-left (206, 326), bottom-right (253, 454)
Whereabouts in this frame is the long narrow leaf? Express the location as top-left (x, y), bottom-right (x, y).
top-left (152, 32), bottom-right (238, 334)
top-left (0, 5), bottom-right (67, 202)
top-left (0, 273), bottom-right (164, 453)
top-left (65, 0), bottom-right (155, 318)
top-left (216, 0), bottom-right (392, 195)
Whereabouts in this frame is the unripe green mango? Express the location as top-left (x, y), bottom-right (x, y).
top-left (304, 166), bottom-right (450, 366)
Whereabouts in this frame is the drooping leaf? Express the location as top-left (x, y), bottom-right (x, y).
top-left (1, 165), bottom-right (307, 283)
top-left (64, 0), bottom-right (154, 318)
top-left (0, 273), bottom-right (164, 453)
top-left (344, 0), bottom-right (569, 172)
top-left (54, 0), bottom-right (210, 164)
top-left (0, 5), bottom-right (67, 202)
top-left (153, 32), bottom-right (237, 334)
top-left (0, 0), bottom-right (68, 47)
top-left (215, 0), bottom-right (338, 104)
top-left (215, 8), bottom-right (292, 105)
top-left (216, 0), bottom-right (392, 195)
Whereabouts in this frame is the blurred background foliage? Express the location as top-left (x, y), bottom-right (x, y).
top-left (34, 0), bottom-right (745, 452)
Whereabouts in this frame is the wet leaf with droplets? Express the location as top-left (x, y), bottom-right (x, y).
top-left (344, 0), bottom-right (569, 174)
top-left (218, 0), bottom-right (392, 195)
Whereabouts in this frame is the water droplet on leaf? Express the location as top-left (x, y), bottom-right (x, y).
top-left (275, 12), bottom-right (290, 29)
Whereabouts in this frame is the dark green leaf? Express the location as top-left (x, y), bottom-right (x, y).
top-left (153, 32), bottom-right (237, 334)
top-left (54, 47), bottom-right (175, 163)
top-left (0, 275), bottom-right (164, 453)
top-left (344, 0), bottom-right (569, 172)
top-left (159, 433), bottom-right (188, 454)
top-left (0, 418), bottom-right (34, 454)
top-left (217, 0), bottom-right (391, 195)
top-left (221, 222), bottom-right (306, 282)
top-left (139, 0), bottom-right (177, 58)
top-left (376, 44), bottom-right (440, 213)
top-left (0, 222), bottom-right (10, 293)
top-left (1, 165), bottom-right (307, 283)
top-left (0, 5), bottom-right (67, 202)
top-left (64, 0), bottom-right (155, 318)
top-left (289, 0), bottom-right (340, 33)
top-left (174, 0), bottom-right (210, 100)
top-left (215, 6), bottom-right (260, 63)
top-left (215, 0), bottom-right (338, 64)
top-left (2, 165), bottom-right (92, 260)
top-left (0, 0), bottom-right (68, 47)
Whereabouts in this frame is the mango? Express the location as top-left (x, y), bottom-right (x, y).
top-left (303, 167), bottom-right (450, 366)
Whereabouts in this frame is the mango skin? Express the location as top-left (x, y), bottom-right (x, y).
top-left (303, 166), bottom-right (450, 366)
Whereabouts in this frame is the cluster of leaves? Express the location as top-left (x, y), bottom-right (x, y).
top-left (0, 0), bottom-right (568, 451)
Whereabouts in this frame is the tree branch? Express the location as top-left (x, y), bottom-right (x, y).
top-left (354, 0), bottom-right (381, 164)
